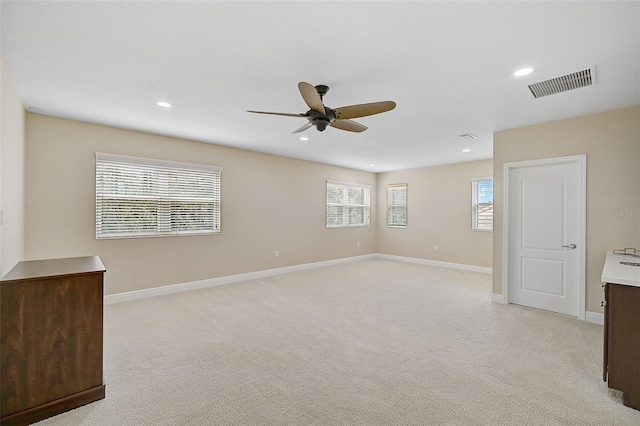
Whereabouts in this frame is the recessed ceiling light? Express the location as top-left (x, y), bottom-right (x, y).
top-left (369, 164), bottom-right (376, 167)
top-left (299, 136), bottom-right (309, 141)
top-left (462, 149), bottom-right (471, 153)
top-left (156, 101), bottom-right (172, 108)
top-left (514, 67), bottom-right (534, 77)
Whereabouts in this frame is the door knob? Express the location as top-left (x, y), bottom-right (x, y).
top-left (562, 243), bottom-right (577, 249)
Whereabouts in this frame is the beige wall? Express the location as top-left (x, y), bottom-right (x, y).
top-left (493, 106), bottom-right (640, 313)
top-left (25, 114), bottom-right (377, 295)
top-left (0, 55), bottom-right (26, 276)
top-left (22, 102), bottom-right (640, 309)
top-left (376, 160), bottom-right (493, 268)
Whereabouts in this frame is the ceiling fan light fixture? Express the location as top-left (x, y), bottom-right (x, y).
top-left (314, 118), bottom-right (330, 132)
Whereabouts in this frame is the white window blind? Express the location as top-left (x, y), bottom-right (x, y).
top-left (96, 153), bottom-right (222, 239)
top-left (326, 180), bottom-right (371, 228)
top-left (472, 177), bottom-right (493, 231)
top-left (387, 183), bottom-right (407, 228)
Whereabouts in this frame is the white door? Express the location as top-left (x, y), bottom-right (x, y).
top-left (506, 156), bottom-right (585, 317)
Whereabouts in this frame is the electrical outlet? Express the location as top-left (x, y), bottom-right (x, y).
top-left (357, 242), bottom-right (360, 248)
top-left (434, 245), bottom-right (439, 251)
top-left (275, 250), bottom-right (279, 257)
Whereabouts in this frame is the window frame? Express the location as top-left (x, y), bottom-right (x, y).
top-left (387, 183), bottom-right (408, 228)
top-left (95, 152), bottom-right (222, 239)
top-left (472, 177), bottom-right (493, 232)
top-left (326, 180), bottom-right (371, 228)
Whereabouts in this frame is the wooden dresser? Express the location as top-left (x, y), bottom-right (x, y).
top-left (602, 250), bottom-right (640, 411)
top-left (1, 256), bottom-right (106, 426)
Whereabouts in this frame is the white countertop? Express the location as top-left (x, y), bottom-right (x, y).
top-left (602, 250), bottom-right (640, 287)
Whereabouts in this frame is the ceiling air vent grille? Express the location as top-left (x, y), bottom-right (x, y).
top-left (457, 133), bottom-right (477, 141)
top-left (528, 68), bottom-right (593, 98)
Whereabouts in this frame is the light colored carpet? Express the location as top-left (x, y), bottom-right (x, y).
top-left (36, 259), bottom-right (640, 425)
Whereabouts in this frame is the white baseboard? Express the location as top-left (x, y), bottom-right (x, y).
top-left (487, 297), bottom-right (603, 324)
top-left (491, 293), bottom-right (506, 304)
top-left (375, 253), bottom-right (492, 274)
top-left (105, 253), bottom-right (492, 305)
top-left (105, 253), bottom-right (604, 326)
top-left (105, 254), bottom-right (377, 304)
top-left (585, 311), bottom-right (604, 325)
top-left (105, 253), bottom-right (491, 304)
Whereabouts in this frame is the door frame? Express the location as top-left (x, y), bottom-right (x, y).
top-left (502, 155), bottom-right (587, 320)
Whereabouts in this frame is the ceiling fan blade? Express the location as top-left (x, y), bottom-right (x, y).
top-left (292, 122), bottom-right (313, 134)
top-left (333, 101), bottom-right (396, 119)
top-left (298, 82), bottom-right (325, 115)
top-left (330, 119), bottom-right (368, 133)
top-left (247, 110), bottom-right (305, 118)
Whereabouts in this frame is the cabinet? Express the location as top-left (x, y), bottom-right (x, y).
top-left (1, 256), bottom-right (106, 425)
top-left (603, 282), bottom-right (640, 410)
top-left (602, 250), bottom-right (640, 411)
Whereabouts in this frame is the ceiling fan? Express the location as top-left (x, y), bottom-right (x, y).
top-left (247, 82), bottom-right (396, 133)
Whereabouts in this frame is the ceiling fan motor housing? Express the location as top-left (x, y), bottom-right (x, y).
top-left (308, 108), bottom-right (336, 131)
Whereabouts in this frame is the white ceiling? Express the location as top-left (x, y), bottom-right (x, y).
top-left (2, 1), bottom-right (639, 172)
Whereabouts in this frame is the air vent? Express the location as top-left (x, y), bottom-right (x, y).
top-left (528, 68), bottom-right (595, 98)
top-left (457, 133), bottom-right (477, 141)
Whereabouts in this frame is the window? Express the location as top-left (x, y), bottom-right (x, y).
top-left (96, 153), bottom-right (222, 239)
top-left (472, 177), bottom-right (493, 231)
top-left (387, 184), bottom-right (407, 228)
top-left (326, 180), bottom-right (371, 228)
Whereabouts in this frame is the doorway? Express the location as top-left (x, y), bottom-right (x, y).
top-left (503, 155), bottom-right (586, 319)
